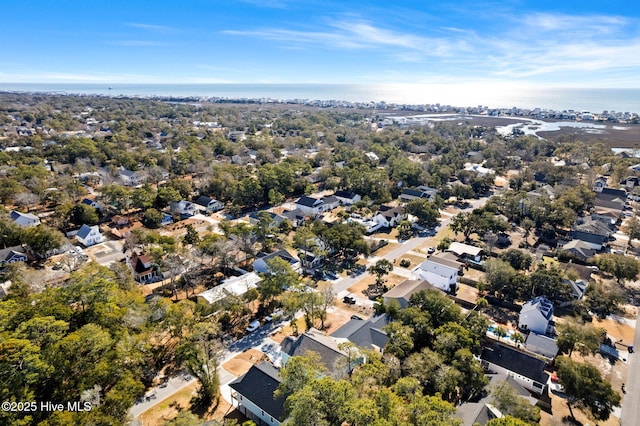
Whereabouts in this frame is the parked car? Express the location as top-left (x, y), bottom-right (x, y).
top-left (350, 315), bottom-right (363, 320)
top-left (427, 247), bottom-right (435, 254)
top-left (265, 309), bottom-right (283, 322)
top-left (343, 295), bottom-right (356, 305)
top-left (325, 271), bottom-right (339, 280)
top-left (246, 320), bottom-right (260, 333)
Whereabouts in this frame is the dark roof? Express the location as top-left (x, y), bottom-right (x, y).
top-left (322, 195), bottom-right (339, 205)
top-left (481, 343), bottom-right (549, 385)
top-left (296, 195), bottom-right (321, 207)
top-left (258, 249), bottom-right (298, 265)
top-left (229, 362), bottom-right (286, 421)
top-left (600, 187), bottom-right (627, 198)
top-left (281, 329), bottom-right (347, 375)
top-left (568, 230), bottom-right (607, 246)
top-left (331, 314), bottom-right (390, 350)
top-left (76, 224), bottom-right (94, 239)
top-left (334, 190), bottom-right (358, 200)
top-left (194, 195), bottom-right (213, 206)
top-left (281, 208), bottom-right (306, 221)
top-left (0, 246), bottom-right (27, 263)
top-left (401, 188), bottom-right (425, 198)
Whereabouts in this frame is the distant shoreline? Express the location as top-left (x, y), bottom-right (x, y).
top-left (1, 83), bottom-right (639, 115)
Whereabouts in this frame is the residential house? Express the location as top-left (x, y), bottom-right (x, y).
top-left (280, 208), bottom-right (307, 228)
top-left (464, 163), bottom-right (495, 177)
top-left (197, 272), bottom-right (262, 306)
top-left (518, 296), bottom-right (555, 335)
top-left (383, 279), bottom-right (434, 309)
top-left (0, 245), bottom-right (28, 267)
top-left (193, 195), bottom-right (224, 214)
top-left (229, 362), bottom-right (286, 426)
top-left (331, 314), bottom-right (390, 353)
top-left (281, 328), bottom-right (349, 377)
top-left (375, 205), bottom-right (407, 228)
top-left (294, 195), bottom-right (339, 216)
top-left (524, 333), bottom-right (559, 360)
top-left (334, 190), bottom-right (362, 205)
top-left (446, 242), bottom-right (483, 262)
top-left (9, 210), bottom-right (40, 228)
top-left (169, 200), bottom-right (198, 219)
top-left (298, 250), bottom-right (325, 275)
top-left (75, 224), bottom-right (104, 247)
top-left (253, 250), bottom-right (302, 275)
top-left (248, 211), bottom-right (288, 227)
top-left (399, 186), bottom-right (437, 203)
top-left (481, 343), bottom-right (550, 395)
top-left (129, 255), bottom-right (159, 283)
top-left (348, 214), bottom-right (383, 234)
top-left (567, 230), bottom-right (608, 251)
top-left (81, 198), bottom-right (104, 212)
top-left (412, 253), bottom-right (463, 293)
top-left (560, 239), bottom-right (595, 262)
top-left (119, 168), bottom-right (146, 186)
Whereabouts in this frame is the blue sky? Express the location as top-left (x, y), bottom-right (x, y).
top-left (1, 0), bottom-right (639, 87)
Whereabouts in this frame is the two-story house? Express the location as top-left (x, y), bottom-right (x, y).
top-left (412, 253), bottom-right (462, 293)
top-left (518, 296), bottom-right (555, 335)
top-left (193, 195), bottom-right (224, 214)
top-left (76, 224), bottom-right (104, 247)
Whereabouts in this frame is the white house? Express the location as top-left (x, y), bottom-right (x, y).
top-left (294, 195), bottom-right (339, 216)
top-left (399, 186), bottom-right (437, 203)
top-left (412, 255), bottom-right (462, 293)
top-left (169, 200), bottom-right (198, 218)
top-left (194, 195), bottom-right (224, 214)
top-left (375, 206), bottom-right (407, 228)
top-left (75, 224), bottom-right (104, 247)
top-left (446, 242), bottom-right (483, 262)
top-left (481, 343), bottom-right (550, 395)
top-left (197, 272), bottom-right (262, 305)
top-left (10, 210), bottom-right (41, 228)
top-left (334, 190), bottom-right (362, 205)
top-left (229, 362), bottom-right (286, 426)
top-left (119, 168), bottom-right (146, 186)
top-left (518, 296), bottom-right (555, 335)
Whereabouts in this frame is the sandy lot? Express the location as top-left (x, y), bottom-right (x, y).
top-left (347, 272), bottom-right (407, 297)
top-left (221, 348), bottom-right (267, 377)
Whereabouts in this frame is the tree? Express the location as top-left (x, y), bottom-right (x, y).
top-left (486, 417), bottom-right (530, 426)
top-left (405, 199), bottom-right (440, 228)
top-left (182, 224), bottom-right (200, 245)
top-left (143, 208), bottom-right (165, 228)
top-left (437, 237), bottom-right (451, 252)
top-left (500, 249), bottom-right (533, 271)
top-left (317, 282), bottom-right (335, 330)
top-left (383, 322), bottom-right (414, 359)
top-left (368, 258), bottom-right (393, 288)
top-left (397, 219), bottom-right (413, 241)
top-left (596, 253), bottom-right (640, 284)
top-left (521, 218), bottom-right (535, 248)
top-left (68, 203), bottom-right (100, 226)
top-left (585, 280), bottom-right (623, 319)
top-left (556, 356), bottom-right (621, 421)
top-left (276, 352), bottom-right (326, 398)
top-left (22, 225), bottom-right (64, 258)
top-left (556, 321), bottom-right (603, 357)
top-left (491, 381), bottom-right (541, 424)
top-left (258, 257), bottom-right (300, 306)
top-left (624, 216), bottom-right (640, 247)
top-left (177, 320), bottom-right (222, 407)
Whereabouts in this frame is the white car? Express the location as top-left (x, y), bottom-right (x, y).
top-left (246, 320), bottom-right (260, 333)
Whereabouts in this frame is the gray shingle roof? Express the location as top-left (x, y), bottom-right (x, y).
top-left (481, 343), bottom-right (549, 385)
top-left (229, 362), bottom-right (286, 421)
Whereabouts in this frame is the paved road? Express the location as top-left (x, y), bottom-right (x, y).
top-left (128, 195), bottom-right (492, 421)
top-left (619, 312), bottom-right (640, 426)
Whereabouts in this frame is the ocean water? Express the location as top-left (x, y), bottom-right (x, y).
top-left (1, 83), bottom-right (639, 114)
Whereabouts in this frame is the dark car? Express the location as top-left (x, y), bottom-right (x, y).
top-left (343, 295), bottom-right (356, 304)
top-left (350, 315), bottom-right (363, 320)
